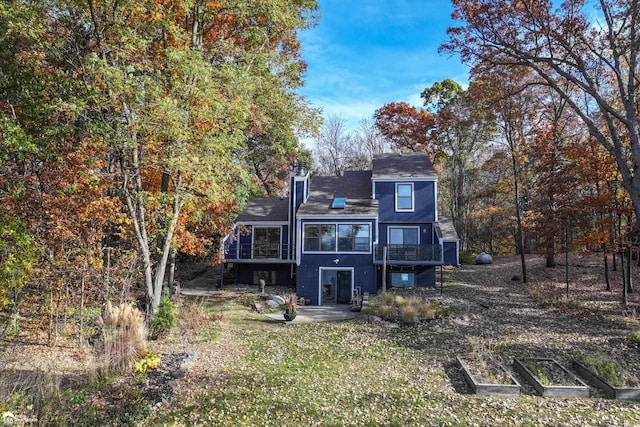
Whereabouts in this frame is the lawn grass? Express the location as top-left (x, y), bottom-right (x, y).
top-left (150, 296), bottom-right (640, 427)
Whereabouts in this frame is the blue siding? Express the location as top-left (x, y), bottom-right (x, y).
top-left (289, 175), bottom-right (308, 260)
top-left (297, 253), bottom-right (376, 305)
top-left (375, 181), bottom-right (436, 222)
top-left (227, 161), bottom-right (459, 305)
top-left (443, 241), bottom-right (459, 266)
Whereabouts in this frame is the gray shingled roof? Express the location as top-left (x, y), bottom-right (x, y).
top-left (436, 216), bottom-right (460, 241)
top-left (372, 152), bottom-right (437, 179)
top-left (235, 197), bottom-right (289, 222)
top-left (296, 170), bottom-right (378, 217)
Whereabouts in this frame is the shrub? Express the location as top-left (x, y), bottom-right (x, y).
top-left (377, 304), bottom-right (395, 320)
top-left (418, 302), bottom-right (436, 320)
top-left (627, 330), bottom-right (640, 345)
top-left (399, 305), bottom-right (419, 323)
top-left (152, 295), bottom-right (177, 338)
top-left (459, 250), bottom-right (476, 264)
top-left (383, 293), bottom-right (394, 305)
top-left (367, 295), bottom-right (448, 323)
top-left (100, 302), bottom-right (147, 374)
top-left (134, 351), bottom-right (161, 373)
top-left (179, 297), bottom-right (211, 330)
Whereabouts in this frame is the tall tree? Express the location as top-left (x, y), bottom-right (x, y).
top-left (349, 118), bottom-right (388, 170)
top-left (471, 149), bottom-right (516, 255)
top-left (475, 69), bottom-right (537, 282)
top-left (444, 0), bottom-right (640, 227)
top-left (0, 0), bottom-right (319, 318)
top-left (421, 79), bottom-right (494, 251)
top-left (526, 93), bottom-right (584, 267)
top-left (373, 102), bottom-right (436, 158)
top-left (313, 115), bottom-right (356, 176)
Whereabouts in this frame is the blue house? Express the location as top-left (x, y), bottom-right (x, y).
top-left (223, 153), bottom-right (459, 305)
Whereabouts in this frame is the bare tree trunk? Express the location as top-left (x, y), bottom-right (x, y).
top-left (565, 227), bottom-right (569, 297)
top-left (510, 144), bottom-right (527, 283)
top-left (168, 248), bottom-right (177, 292)
top-left (627, 246), bottom-right (634, 294)
top-left (604, 252), bottom-right (611, 291)
top-left (80, 269), bottom-right (85, 347)
top-left (622, 250), bottom-right (629, 305)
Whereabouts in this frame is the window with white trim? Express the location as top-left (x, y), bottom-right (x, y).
top-left (304, 224), bottom-right (370, 252)
top-left (389, 226), bottom-right (419, 245)
top-left (395, 183), bottom-right (414, 211)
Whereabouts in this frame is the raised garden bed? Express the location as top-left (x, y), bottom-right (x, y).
top-left (513, 358), bottom-right (589, 398)
top-left (573, 360), bottom-right (640, 400)
top-left (457, 355), bottom-right (521, 396)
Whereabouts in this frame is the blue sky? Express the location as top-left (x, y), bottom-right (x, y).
top-left (297, 0), bottom-right (469, 134)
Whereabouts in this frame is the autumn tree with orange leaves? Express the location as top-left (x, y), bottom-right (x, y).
top-left (0, 0), bottom-right (320, 320)
top-left (444, 0), bottom-right (640, 229)
top-left (373, 102), bottom-right (435, 158)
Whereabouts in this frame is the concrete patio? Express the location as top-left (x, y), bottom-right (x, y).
top-left (265, 304), bottom-right (361, 324)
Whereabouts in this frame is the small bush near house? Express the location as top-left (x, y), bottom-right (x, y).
top-left (418, 303), bottom-right (436, 320)
top-left (151, 295), bottom-right (177, 338)
top-left (383, 293), bottom-right (394, 305)
top-left (366, 294), bottom-right (448, 324)
top-left (399, 305), bottom-right (419, 323)
top-left (100, 302), bottom-right (147, 374)
top-left (459, 250), bottom-right (476, 264)
top-left (377, 304), bottom-right (395, 320)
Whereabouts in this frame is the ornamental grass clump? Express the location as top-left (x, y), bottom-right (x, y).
top-left (399, 304), bottom-right (419, 323)
top-left (383, 293), bottom-right (394, 305)
top-left (366, 294), bottom-right (443, 323)
top-left (99, 302), bottom-right (147, 374)
top-left (377, 304), bottom-right (396, 320)
top-left (418, 302), bottom-right (436, 320)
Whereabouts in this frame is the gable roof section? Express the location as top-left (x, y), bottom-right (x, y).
top-left (372, 152), bottom-right (438, 180)
top-left (297, 170), bottom-right (377, 217)
top-left (235, 197), bottom-right (289, 223)
top-left (436, 216), bottom-right (460, 241)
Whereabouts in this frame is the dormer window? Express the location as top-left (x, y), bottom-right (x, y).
top-left (331, 197), bottom-right (346, 209)
top-left (395, 183), bottom-right (414, 211)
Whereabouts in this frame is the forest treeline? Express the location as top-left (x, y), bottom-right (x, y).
top-left (313, 1), bottom-right (640, 291)
top-left (0, 0), bottom-right (320, 333)
top-left (2, 0), bottom-right (640, 338)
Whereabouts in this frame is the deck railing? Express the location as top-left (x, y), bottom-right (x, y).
top-left (374, 244), bottom-right (442, 262)
top-left (234, 243), bottom-right (291, 260)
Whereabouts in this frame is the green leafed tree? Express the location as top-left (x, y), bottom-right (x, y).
top-left (421, 79), bottom-right (495, 252)
top-left (0, 0), bottom-right (319, 319)
top-left (0, 216), bottom-right (39, 311)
